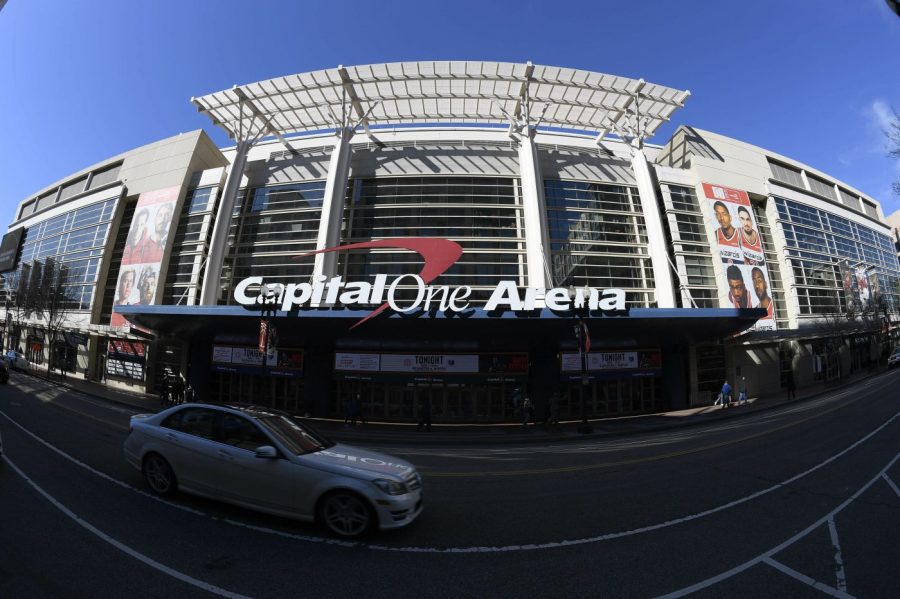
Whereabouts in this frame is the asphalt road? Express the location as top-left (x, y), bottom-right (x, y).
top-left (1, 370), bottom-right (898, 598)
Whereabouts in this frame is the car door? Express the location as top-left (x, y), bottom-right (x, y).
top-left (210, 412), bottom-right (300, 513)
top-left (158, 407), bottom-right (223, 498)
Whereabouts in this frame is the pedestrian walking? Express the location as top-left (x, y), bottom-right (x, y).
top-left (344, 394), bottom-right (358, 426)
top-left (356, 393), bottom-right (367, 425)
top-left (521, 395), bottom-right (534, 426)
top-left (544, 392), bottom-right (560, 429)
top-left (417, 393), bottom-right (432, 432)
top-left (720, 380), bottom-right (732, 408)
top-left (172, 373), bottom-right (185, 405)
top-left (738, 376), bottom-right (747, 405)
top-left (786, 370), bottom-right (796, 400)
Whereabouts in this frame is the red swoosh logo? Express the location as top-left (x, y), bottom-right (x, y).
top-left (297, 238), bottom-right (463, 329)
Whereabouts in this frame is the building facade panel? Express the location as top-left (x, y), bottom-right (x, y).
top-left (2, 64), bottom-right (898, 422)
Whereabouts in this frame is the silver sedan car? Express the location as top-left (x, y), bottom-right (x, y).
top-left (124, 403), bottom-right (422, 538)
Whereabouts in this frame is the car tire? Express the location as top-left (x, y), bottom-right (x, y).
top-left (317, 490), bottom-right (376, 539)
top-left (142, 453), bottom-right (177, 497)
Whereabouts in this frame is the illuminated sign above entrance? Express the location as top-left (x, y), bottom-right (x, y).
top-left (232, 238), bottom-right (626, 328)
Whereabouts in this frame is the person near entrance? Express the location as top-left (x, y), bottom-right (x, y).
top-left (356, 393), bottom-right (367, 425)
top-left (544, 392), bottom-right (560, 429)
top-left (738, 376), bottom-right (748, 405)
top-left (786, 370), bottom-right (796, 400)
top-left (344, 394), bottom-right (359, 426)
top-left (521, 395), bottom-right (534, 426)
top-left (720, 380), bottom-right (732, 408)
top-left (417, 393), bottom-right (432, 432)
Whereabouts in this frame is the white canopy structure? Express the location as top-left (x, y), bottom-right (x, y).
top-left (192, 61), bottom-right (690, 143)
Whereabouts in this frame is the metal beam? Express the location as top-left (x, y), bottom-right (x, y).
top-left (232, 87), bottom-right (295, 153)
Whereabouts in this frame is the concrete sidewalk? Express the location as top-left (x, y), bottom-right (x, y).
top-left (14, 365), bottom-right (892, 446)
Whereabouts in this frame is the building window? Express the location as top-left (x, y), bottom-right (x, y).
top-left (768, 161), bottom-right (805, 189)
top-left (342, 176), bottom-right (525, 303)
top-left (806, 175), bottom-right (835, 201)
top-left (546, 179), bottom-right (654, 308)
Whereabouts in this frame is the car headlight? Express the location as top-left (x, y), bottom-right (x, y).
top-left (373, 478), bottom-right (409, 496)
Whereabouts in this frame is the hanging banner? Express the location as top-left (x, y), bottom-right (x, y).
top-left (111, 186), bottom-right (180, 327)
top-left (856, 268), bottom-right (870, 305)
top-left (703, 183), bottom-right (776, 331)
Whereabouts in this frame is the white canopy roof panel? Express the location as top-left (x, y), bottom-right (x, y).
top-left (192, 61), bottom-right (689, 142)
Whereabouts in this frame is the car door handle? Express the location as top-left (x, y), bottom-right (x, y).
top-left (217, 450), bottom-right (233, 460)
top-left (165, 433), bottom-right (178, 442)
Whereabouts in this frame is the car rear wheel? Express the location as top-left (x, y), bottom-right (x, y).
top-left (143, 454), bottom-right (177, 496)
top-left (318, 491), bottom-right (375, 538)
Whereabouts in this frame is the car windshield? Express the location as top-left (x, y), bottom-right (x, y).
top-left (255, 415), bottom-right (335, 455)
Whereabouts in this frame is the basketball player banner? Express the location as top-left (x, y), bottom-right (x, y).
top-left (703, 182), bottom-right (777, 331)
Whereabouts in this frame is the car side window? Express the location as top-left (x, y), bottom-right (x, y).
top-left (217, 413), bottom-right (270, 452)
top-left (161, 407), bottom-right (216, 441)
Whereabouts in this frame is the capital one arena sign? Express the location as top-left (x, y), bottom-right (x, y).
top-left (233, 238), bottom-right (625, 328)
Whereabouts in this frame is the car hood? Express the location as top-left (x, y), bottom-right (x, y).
top-left (302, 443), bottom-right (415, 480)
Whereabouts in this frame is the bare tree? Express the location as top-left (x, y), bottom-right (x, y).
top-left (0, 265), bottom-right (33, 353)
top-left (30, 258), bottom-right (77, 376)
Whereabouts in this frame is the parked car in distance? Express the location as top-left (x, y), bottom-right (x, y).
top-left (5, 350), bottom-right (29, 371)
top-left (123, 403), bottom-right (423, 538)
top-left (888, 348), bottom-right (900, 369)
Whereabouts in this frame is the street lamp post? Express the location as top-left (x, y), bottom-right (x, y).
top-left (571, 285), bottom-right (593, 434)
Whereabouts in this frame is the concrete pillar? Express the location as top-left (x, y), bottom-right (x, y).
top-left (313, 129), bottom-right (353, 279)
top-left (199, 140), bottom-right (250, 305)
top-left (630, 148), bottom-right (676, 308)
top-left (517, 130), bottom-right (551, 289)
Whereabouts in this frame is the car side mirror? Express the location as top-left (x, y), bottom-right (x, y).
top-left (255, 445), bottom-right (278, 459)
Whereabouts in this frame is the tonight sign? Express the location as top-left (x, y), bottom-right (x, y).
top-left (231, 236), bottom-right (625, 328)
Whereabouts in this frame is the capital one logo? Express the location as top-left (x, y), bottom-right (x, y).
top-left (233, 237), bottom-right (625, 328)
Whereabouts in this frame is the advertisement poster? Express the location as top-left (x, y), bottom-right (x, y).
top-left (703, 182), bottom-right (776, 331)
top-left (856, 268), bottom-right (870, 305)
top-left (334, 353), bottom-right (381, 372)
top-left (380, 353), bottom-right (480, 374)
top-left (561, 349), bottom-right (662, 373)
top-left (840, 260), bottom-right (857, 309)
top-left (111, 186), bottom-right (180, 327)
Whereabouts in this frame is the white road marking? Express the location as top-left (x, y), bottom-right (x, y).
top-left (656, 452), bottom-right (899, 598)
top-left (883, 473), bottom-right (900, 499)
top-left (2, 453), bottom-right (253, 599)
top-left (827, 517), bottom-right (848, 593)
top-left (762, 557), bottom-right (854, 598)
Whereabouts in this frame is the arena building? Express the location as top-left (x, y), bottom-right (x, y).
top-left (2, 61), bottom-right (898, 423)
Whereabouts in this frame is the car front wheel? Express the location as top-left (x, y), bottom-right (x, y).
top-left (143, 454), bottom-right (177, 496)
top-left (318, 491), bottom-right (375, 538)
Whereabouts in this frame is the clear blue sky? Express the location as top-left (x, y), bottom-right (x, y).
top-left (1, 0), bottom-right (898, 229)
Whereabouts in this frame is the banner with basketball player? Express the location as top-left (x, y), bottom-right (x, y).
top-left (111, 186), bottom-right (180, 327)
top-left (702, 182), bottom-right (777, 331)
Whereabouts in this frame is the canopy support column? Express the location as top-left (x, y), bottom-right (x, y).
top-left (313, 128), bottom-right (353, 280)
top-left (631, 147), bottom-right (676, 308)
top-left (200, 139), bottom-right (250, 305)
top-left (517, 129), bottom-right (551, 289)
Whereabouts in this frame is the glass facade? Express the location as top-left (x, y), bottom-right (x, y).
top-left (13, 198), bottom-right (116, 310)
top-left (775, 196), bottom-right (900, 315)
top-left (545, 179), bottom-right (654, 308)
top-left (163, 186), bottom-right (218, 305)
top-left (660, 183), bottom-right (717, 308)
top-left (222, 182), bottom-right (324, 304)
top-left (340, 176), bottom-right (525, 303)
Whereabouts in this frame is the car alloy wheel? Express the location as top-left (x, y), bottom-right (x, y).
top-left (319, 491), bottom-right (374, 538)
top-left (143, 454), bottom-right (177, 496)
